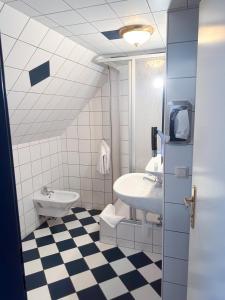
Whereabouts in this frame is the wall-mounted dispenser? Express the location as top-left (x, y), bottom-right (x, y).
top-left (166, 101), bottom-right (192, 144)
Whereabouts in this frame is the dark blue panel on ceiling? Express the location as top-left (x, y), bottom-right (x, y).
top-left (29, 61), bottom-right (50, 86)
top-left (101, 30), bottom-right (121, 40)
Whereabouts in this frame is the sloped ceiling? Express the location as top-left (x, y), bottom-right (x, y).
top-left (0, 0), bottom-right (200, 56)
top-left (0, 2), bottom-right (108, 144)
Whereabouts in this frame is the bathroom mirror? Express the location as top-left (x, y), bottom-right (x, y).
top-left (133, 56), bottom-right (165, 172)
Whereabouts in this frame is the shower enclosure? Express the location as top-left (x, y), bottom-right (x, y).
top-left (99, 52), bottom-right (165, 252)
top-left (99, 53), bottom-right (165, 179)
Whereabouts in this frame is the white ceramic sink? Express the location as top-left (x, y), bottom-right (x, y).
top-left (113, 173), bottom-right (162, 214)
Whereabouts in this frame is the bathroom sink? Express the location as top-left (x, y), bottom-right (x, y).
top-left (113, 173), bottom-right (162, 214)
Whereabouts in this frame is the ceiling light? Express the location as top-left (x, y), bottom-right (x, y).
top-left (119, 25), bottom-right (154, 47)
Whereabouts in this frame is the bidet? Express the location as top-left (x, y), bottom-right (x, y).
top-left (34, 189), bottom-right (80, 218)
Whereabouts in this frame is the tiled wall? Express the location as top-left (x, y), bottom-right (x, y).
top-left (162, 7), bottom-right (199, 300)
top-left (60, 81), bottom-right (113, 211)
top-left (0, 2), bottom-right (107, 145)
top-left (13, 79), bottom-right (115, 238)
top-left (12, 136), bottom-right (64, 238)
top-left (0, 2), bottom-right (109, 238)
top-left (100, 219), bottom-right (162, 253)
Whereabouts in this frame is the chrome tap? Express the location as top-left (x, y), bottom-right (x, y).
top-left (41, 186), bottom-right (54, 196)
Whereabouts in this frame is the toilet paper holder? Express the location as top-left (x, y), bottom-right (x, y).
top-left (166, 101), bottom-right (192, 144)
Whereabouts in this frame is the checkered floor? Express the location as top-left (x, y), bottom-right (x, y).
top-left (22, 207), bottom-right (162, 300)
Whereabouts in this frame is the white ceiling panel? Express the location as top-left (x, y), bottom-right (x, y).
top-left (110, 0), bottom-right (149, 17)
top-left (23, 0), bottom-right (71, 14)
top-left (4, 0), bottom-right (171, 55)
top-left (47, 10), bottom-right (85, 26)
top-left (121, 12), bottom-right (155, 26)
top-left (94, 18), bottom-right (123, 32)
top-left (33, 16), bottom-right (58, 28)
top-left (77, 4), bottom-right (118, 21)
top-left (66, 23), bottom-right (98, 36)
top-left (54, 26), bottom-right (74, 37)
top-left (8, 0), bottom-right (40, 17)
top-left (64, 0), bottom-right (106, 9)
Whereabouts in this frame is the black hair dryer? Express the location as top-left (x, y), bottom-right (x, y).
top-left (151, 127), bottom-right (158, 157)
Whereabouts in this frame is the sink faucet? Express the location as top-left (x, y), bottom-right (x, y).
top-left (143, 173), bottom-right (163, 185)
top-left (41, 186), bottom-right (54, 196)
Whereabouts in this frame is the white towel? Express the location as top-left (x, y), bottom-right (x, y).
top-left (97, 140), bottom-right (111, 175)
top-left (100, 204), bottom-right (125, 228)
top-left (175, 109), bottom-right (190, 140)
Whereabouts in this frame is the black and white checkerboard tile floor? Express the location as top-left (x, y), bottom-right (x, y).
top-left (22, 207), bottom-right (162, 300)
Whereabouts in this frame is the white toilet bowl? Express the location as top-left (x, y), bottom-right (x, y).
top-left (33, 189), bottom-right (80, 218)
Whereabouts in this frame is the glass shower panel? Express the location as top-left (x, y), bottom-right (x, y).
top-left (134, 57), bottom-right (165, 172)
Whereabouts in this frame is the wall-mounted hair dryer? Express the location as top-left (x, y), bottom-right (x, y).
top-left (151, 127), bottom-right (158, 157)
top-left (151, 127), bottom-right (170, 158)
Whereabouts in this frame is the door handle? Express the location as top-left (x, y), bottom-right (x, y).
top-left (184, 186), bottom-right (196, 229)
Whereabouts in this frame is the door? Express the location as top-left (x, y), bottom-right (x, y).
top-left (187, 1), bottom-right (225, 299)
top-left (0, 36), bottom-right (27, 299)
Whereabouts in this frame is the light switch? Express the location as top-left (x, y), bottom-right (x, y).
top-left (175, 167), bottom-right (189, 177)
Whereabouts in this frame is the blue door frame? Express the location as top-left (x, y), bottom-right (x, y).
top-left (0, 36), bottom-right (27, 299)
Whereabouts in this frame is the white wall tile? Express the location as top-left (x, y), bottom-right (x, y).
top-left (5, 40), bottom-right (36, 69)
top-left (39, 29), bottom-right (64, 53)
top-left (165, 174), bottom-right (192, 205)
top-left (153, 228), bottom-right (162, 246)
top-left (79, 140), bottom-right (91, 153)
top-left (92, 179), bottom-right (104, 192)
top-left (168, 9), bottom-right (199, 43)
top-left (163, 282), bottom-right (187, 300)
top-left (167, 41), bottom-right (197, 78)
top-left (100, 219), bottom-right (116, 237)
top-left (1, 34), bottom-right (16, 60)
top-left (21, 178), bottom-right (33, 197)
top-left (164, 144), bottom-right (193, 175)
top-left (165, 203), bottom-right (190, 233)
top-left (164, 230), bottom-right (189, 260)
top-left (20, 18), bottom-right (48, 46)
top-left (164, 257), bottom-right (188, 286)
top-left (167, 78), bottom-right (196, 107)
top-left (20, 163), bottom-right (32, 181)
top-left (134, 224), bottom-right (153, 245)
top-left (79, 153), bottom-right (91, 166)
top-left (0, 5), bottom-right (29, 38)
top-left (4, 67), bottom-right (22, 90)
top-left (117, 222), bottom-right (134, 241)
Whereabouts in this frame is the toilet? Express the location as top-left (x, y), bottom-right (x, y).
top-left (33, 189), bottom-right (80, 218)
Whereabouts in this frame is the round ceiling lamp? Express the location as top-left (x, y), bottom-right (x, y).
top-left (119, 24), bottom-right (154, 47)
